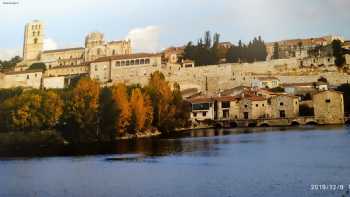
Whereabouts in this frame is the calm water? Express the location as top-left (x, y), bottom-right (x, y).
top-left (1, 126), bottom-right (350, 197)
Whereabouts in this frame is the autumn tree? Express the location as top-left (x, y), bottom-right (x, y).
top-left (64, 78), bottom-right (100, 143)
top-left (40, 91), bottom-right (64, 129)
top-left (99, 87), bottom-right (118, 141)
top-left (112, 83), bottom-right (131, 136)
top-left (129, 88), bottom-right (153, 133)
top-left (145, 71), bottom-right (178, 132)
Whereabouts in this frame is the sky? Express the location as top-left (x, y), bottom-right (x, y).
top-left (0, 0), bottom-right (349, 60)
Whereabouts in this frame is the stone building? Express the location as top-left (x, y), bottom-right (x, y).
top-left (90, 53), bottom-right (162, 85)
top-left (215, 96), bottom-right (239, 120)
top-left (0, 69), bottom-right (43, 89)
top-left (16, 20), bottom-right (132, 71)
top-left (44, 64), bottom-right (89, 77)
top-left (312, 90), bottom-right (344, 124)
top-left (252, 77), bottom-right (280, 89)
top-left (189, 97), bottom-right (215, 122)
top-left (269, 95), bottom-right (299, 119)
top-left (239, 96), bottom-right (268, 119)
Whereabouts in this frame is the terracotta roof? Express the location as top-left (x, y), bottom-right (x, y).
top-left (282, 82), bottom-right (315, 87)
top-left (244, 96), bottom-right (267, 101)
top-left (214, 96), bottom-right (239, 102)
top-left (183, 59), bottom-right (194, 64)
top-left (188, 96), bottom-right (214, 103)
top-left (42, 47), bottom-right (84, 53)
top-left (91, 53), bottom-right (161, 63)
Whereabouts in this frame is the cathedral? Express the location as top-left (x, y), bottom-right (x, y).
top-left (16, 20), bottom-right (132, 71)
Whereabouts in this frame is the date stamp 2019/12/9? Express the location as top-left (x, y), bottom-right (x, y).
top-left (310, 184), bottom-right (350, 191)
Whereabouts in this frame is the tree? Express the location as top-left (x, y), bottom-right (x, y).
top-left (272, 42), bottom-right (280, 59)
top-left (129, 88), bottom-right (153, 133)
top-left (99, 87), bottom-right (118, 141)
top-left (112, 83), bottom-right (131, 136)
top-left (65, 78), bottom-right (100, 143)
top-left (41, 90), bottom-right (64, 129)
top-left (0, 56), bottom-right (22, 71)
top-left (332, 39), bottom-right (345, 67)
top-left (29, 62), bottom-right (46, 70)
top-left (145, 71), bottom-right (176, 132)
top-left (336, 83), bottom-right (350, 114)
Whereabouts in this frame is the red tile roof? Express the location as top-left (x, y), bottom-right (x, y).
top-left (91, 53), bottom-right (161, 63)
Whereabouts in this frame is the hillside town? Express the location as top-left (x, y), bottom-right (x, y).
top-left (1, 20), bottom-right (350, 128)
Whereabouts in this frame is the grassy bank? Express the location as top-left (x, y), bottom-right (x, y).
top-left (0, 130), bottom-right (66, 148)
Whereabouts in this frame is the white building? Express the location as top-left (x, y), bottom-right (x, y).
top-left (252, 77), bottom-right (280, 89)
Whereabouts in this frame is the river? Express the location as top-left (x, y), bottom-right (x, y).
top-left (1, 126), bottom-right (350, 197)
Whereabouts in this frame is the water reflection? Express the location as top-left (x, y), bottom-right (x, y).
top-left (0, 125), bottom-right (346, 159)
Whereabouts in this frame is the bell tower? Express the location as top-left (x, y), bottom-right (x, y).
top-left (23, 20), bottom-right (44, 61)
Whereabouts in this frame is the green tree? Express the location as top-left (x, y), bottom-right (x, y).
top-left (332, 39), bottom-right (345, 67)
top-left (272, 42), bottom-right (280, 59)
top-left (29, 62), bottom-right (46, 70)
top-left (64, 78), bottom-right (100, 143)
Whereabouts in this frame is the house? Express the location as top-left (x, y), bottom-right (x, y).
top-left (188, 97), bottom-right (215, 122)
top-left (283, 82), bottom-right (328, 95)
top-left (269, 95), bottom-right (299, 119)
top-left (220, 86), bottom-right (250, 96)
top-left (239, 96), bottom-right (268, 120)
top-left (182, 59), bottom-right (195, 68)
top-left (215, 96), bottom-right (240, 120)
top-left (252, 77), bottom-right (280, 89)
top-left (312, 90), bottom-right (344, 124)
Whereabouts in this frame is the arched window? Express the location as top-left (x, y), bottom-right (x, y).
top-left (34, 38), bottom-right (38, 44)
top-left (112, 50), bottom-right (116, 55)
top-left (37, 31), bottom-right (40, 36)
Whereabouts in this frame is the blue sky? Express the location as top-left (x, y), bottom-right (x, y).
top-left (0, 0), bottom-right (349, 59)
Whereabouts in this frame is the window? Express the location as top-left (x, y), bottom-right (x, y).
top-left (193, 112), bottom-right (197, 117)
top-left (112, 50), bottom-right (116, 55)
top-left (280, 110), bottom-right (286, 118)
top-left (97, 48), bottom-right (101, 55)
top-left (256, 104), bottom-right (259, 107)
top-left (244, 105), bottom-right (248, 108)
top-left (192, 103), bottom-right (210, 110)
top-left (126, 60), bottom-right (130, 66)
top-left (121, 61), bottom-right (125, 66)
top-left (145, 59), bottom-right (150, 64)
top-left (35, 73), bottom-right (37, 77)
top-left (26, 75), bottom-right (29, 79)
top-left (280, 102), bottom-right (284, 106)
top-left (135, 59), bottom-right (140, 65)
top-left (262, 104), bottom-right (265, 107)
top-left (95, 65), bottom-right (98, 71)
top-left (222, 101), bottom-right (230, 108)
top-left (116, 61), bottom-right (121, 67)
top-left (130, 60), bottom-right (135, 65)
top-left (32, 32), bottom-right (35, 36)
top-left (37, 31), bottom-right (40, 36)
top-left (202, 112), bottom-right (207, 117)
top-left (244, 112), bottom-right (249, 119)
top-left (326, 99), bottom-right (331, 103)
top-left (140, 59), bottom-right (145, 64)
top-left (34, 38), bottom-right (38, 44)
top-left (223, 110), bottom-right (229, 118)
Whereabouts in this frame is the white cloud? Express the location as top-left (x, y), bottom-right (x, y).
top-left (0, 48), bottom-right (21, 60)
top-left (43, 38), bottom-right (58, 50)
top-left (125, 26), bottom-right (161, 53)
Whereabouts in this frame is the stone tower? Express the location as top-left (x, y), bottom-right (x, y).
top-left (23, 20), bottom-right (44, 61)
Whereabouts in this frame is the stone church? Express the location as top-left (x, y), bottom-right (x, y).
top-left (16, 20), bottom-right (132, 71)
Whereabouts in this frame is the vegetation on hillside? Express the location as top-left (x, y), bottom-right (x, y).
top-left (0, 56), bottom-right (22, 71)
top-left (183, 31), bottom-right (268, 66)
top-left (0, 71), bottom-right (191, 144)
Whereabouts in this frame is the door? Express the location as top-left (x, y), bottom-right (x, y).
top-left (244, 112), bottom-right (249, 119)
